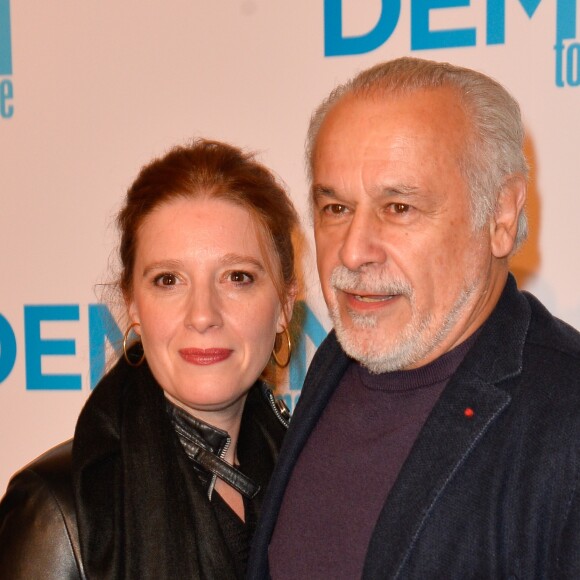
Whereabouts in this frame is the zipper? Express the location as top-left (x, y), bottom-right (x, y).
top-left (266, 389), bottom-right (291, 429)
top-left (207, 435), bottom-right (231, 500)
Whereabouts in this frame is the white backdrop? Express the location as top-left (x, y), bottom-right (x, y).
top-left (1, 0), bottom-right (579, 493)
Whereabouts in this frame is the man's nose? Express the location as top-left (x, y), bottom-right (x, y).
top-left (338, 210), bottom-right (388, 271)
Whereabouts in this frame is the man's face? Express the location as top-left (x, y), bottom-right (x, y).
top-left (312, 88), bottom-right (508, 372)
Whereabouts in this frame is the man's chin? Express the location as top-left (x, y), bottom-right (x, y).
top-left (334, 326), bottom-right (390, 368)
top-left (333, 320), bottom-right (429, 374)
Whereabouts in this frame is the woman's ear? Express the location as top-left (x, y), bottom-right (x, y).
top-left (490, 175), bottom-right (527, 259)
top-left (277, 284), bottom-right (298, 333)
top-left (126, 295), bottom-right (141, 330)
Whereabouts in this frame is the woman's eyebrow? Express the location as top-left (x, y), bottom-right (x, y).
top-left (220, 253), bottom-right (266, 271)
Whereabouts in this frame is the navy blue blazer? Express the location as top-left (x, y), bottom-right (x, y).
top-left (248, 275), bottom-right (580, 579)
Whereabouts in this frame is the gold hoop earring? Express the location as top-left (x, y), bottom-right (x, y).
top-left (272, 327), bottom-right (292, 368)
top-left (123, 322), bottom-right (145, 367)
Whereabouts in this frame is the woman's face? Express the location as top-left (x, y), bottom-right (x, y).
top-left (128, 197), bottom-right (288, 421)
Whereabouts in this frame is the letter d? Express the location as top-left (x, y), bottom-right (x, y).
top-left (324, 0), bottom-right (401, 56)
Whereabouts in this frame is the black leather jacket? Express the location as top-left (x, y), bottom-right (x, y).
top-left (0, 385), bottom-right (289, 579)
top-left (0, 441), bottom-right (84, 579)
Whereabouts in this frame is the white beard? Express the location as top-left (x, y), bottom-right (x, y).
top-left (328, 265), bottom-right (477, 373)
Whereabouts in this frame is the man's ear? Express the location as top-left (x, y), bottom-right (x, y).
top-left (490, 175), bottom-right (527, 259)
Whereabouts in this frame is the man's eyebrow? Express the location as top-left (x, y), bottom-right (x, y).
top-left (311, 185), bottom-right (338, 201)
top-left (377, 185), bottom-right (422, 199)
top-left (312, 184), bottom-right (423, 201)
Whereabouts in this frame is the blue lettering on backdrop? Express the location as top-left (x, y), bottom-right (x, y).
top-left (324, 0), bottom-right (401, 56)
top-left (1, 301), bottom-right (327, 410)
top-left (555, 0), bottom-right (579, 86)
top-left (0, 313), bottom-right (17, 382)
top-left (24, 305), bottom-right (82, 390)
top-left (0, 0), bottom-right (13, 118)
top-left (0, 0), bottom-right (12, 75)
top-left (281, 302), bottom-right (328, 410)
top-left (88, 304), bottom-right (123, 388)
top-left (0, 79), bottom-right (13, 117)
top-left (412, 0), bottom-right (476, 50)
top-left (324, 0), bottom-right (580, 88)
top-left (487, 0), bottom-right (543, 44)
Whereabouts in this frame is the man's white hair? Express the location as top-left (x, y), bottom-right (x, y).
top-left (306, 57), bottom-right (529, 252)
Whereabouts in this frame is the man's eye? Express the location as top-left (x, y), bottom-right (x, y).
top-left (323, 203), bottom-right (348, 215)
top-left (229, 271), bottom-right (254, 284)
top-left (154, 273), bottom-right (178, 286)
top-left (390, 203), bottom-right (410, 214)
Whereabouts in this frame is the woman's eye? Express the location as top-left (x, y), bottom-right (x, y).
top-left (154, 273), bottom-right (178, 286)
top-left (229, 271), bottom-right (254, 284)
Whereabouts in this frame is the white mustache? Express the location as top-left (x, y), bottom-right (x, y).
top-left (330, 266), bottom-right (413, 298)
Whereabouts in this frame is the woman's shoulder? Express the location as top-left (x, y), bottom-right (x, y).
top-left (19, 439), bottom-right (73, 478)
top-left (8, 440), bottom-right (75, 515)
top-left (0, 440), bottom-right (85, 580)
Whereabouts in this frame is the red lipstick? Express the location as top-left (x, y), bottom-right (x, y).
top-left (179, 348), bottom-right (232, 365)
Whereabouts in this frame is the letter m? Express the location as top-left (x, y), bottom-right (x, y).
top-left (487, 0), bottom-right (545, 44)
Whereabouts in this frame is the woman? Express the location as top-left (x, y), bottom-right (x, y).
top-left (0, 139), bottom-right (298, 579)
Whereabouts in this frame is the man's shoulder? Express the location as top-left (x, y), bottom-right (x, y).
top-left (508, 291), bottom-right (580, 425)
top-left (523, 290), bottom-right (580, 363)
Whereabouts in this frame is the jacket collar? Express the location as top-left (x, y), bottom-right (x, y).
top-left (460, 274), bottom-right (529, 385)
top-left (166, 400), bottom-right (230, 457)
top-left (166, 397), bottom-right (261, 500)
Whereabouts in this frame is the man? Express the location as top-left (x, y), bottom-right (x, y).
top-left (248, 58), bottom-right (580, 578)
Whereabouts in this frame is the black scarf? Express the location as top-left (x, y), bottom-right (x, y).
top-left (72, 355), bottom-right (239, 579)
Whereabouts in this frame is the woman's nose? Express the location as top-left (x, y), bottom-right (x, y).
top-left (184, 287), bottom-right (223, 332)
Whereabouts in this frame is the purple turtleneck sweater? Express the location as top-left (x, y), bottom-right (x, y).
top-left (269, 336), bottom-right (477, 580)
